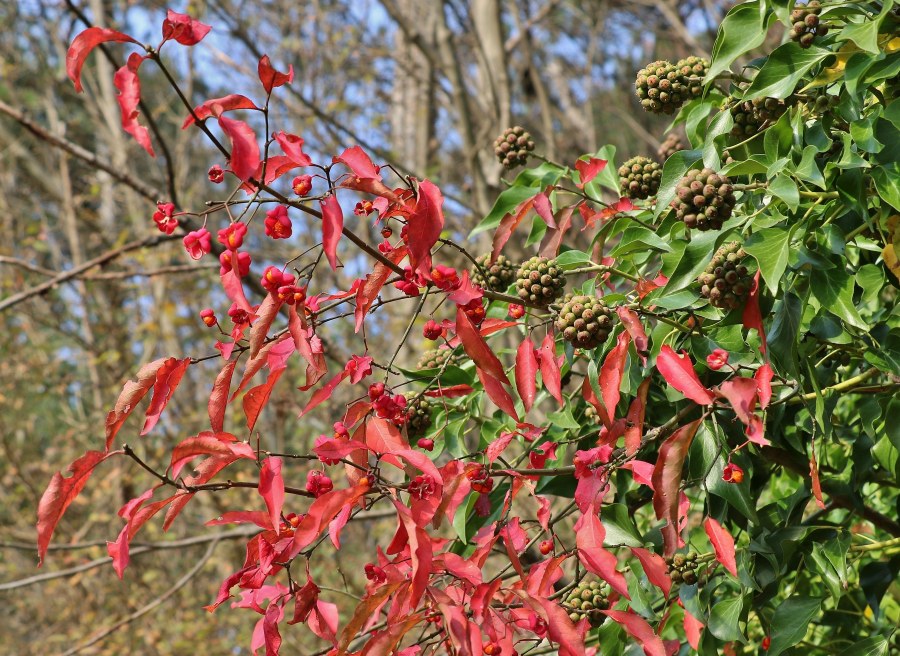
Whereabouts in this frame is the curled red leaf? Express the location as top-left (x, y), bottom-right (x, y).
top-left (182, 94), bottom-right (260, 129)
top-left (66, 27), bottom-right (138, 93)
top-left (515, 338), bottom-right (539, 413)
top-left (258, 55), bottom-right (294, 93)
top-left (656, 346), bottom-right (714, 405)
top-left (217, 115), bottom-right (260, 182)
top-left (574, 157), bottom-right (608, 189)
top-left (321, 194), bottom-right (343, 271)
top-left (113, 53), bottom-right (154, 156)
top-left (652, 419), bottom-right (701, 557)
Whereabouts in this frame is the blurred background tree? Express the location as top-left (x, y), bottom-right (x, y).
top-left (0, 0), bottom-right (731, 652)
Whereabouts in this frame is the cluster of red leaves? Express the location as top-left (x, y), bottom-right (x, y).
top-left (38, 10), bottom-right (793, 656)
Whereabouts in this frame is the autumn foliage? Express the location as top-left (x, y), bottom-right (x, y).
top-left (37, 5), bottom-right (900, 656)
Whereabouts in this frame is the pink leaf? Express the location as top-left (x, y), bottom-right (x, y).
top-left (208, 359), bottom-right (238, 433)
top-left (423, 384), bottom-right (474, 398)
top-left (630, 547), bottom-right (672, 596)
top-left (616, 307), bottom-right (648, 363)
top-left (600, 332), bottom-right (630, 420)
top-left (486, 431), bottom-right (516, 464)
top-left (218, 115), bottom-right (260, 182)
top-left (244, 368), bottom-right (286, 431)
top-left (365, 416), bottom-right (409, 454)
top-left (656, 346), bottom-right (714, 405)
top-left (161, 9), bottom-right (211, 46)
top-left (455, 306), bottom-right (509, 384)
top-left (334, 145), bottom-right (381, 181)
top-left (716, 377), bottom-right (758, 425)
top-left (603, 610), bottom-right (666, 656)
top-left (742, 271), bottom-right (767, 353)
top-left (652, 419), bottom-right (701, 557)
top-left (37, 450), bottom-right (121, 565)
top-left (260, 457), bottom-right (285, 532)
top-left (113, 53), bottom-right (154, 156)
top-left (105, 358), bottom-right (173, 450)
top-left (515, 339), bottom-right (538, 413)
top-left (540, 333), bottom-right (563, 405)
top-left (300, 369), bottom-right (350, 416)
top-left (274, 131), bottom-right (311, 167)
top-left (66, 27), bottom-right (138, 93)
top-left (684, 610), bottom-right (704, 649)
top-left (258, 55), bottom-right (294, 93)
top-left (407, 180), bottom-right (444, 277)
top-left (287, 484), bottom-right (370, 557)
top-left (755, 363), bottom-right (774, 410)
top-left (491, 197), bottom-right (535, 263)
top-left (624, 378), bottom-right (651, 456)
top-left (574, 158), bottom-right (608, 189)
top-left (182, 94), bottom-right (260, 128)
top-left (533, 192), bottom-right (557, 228)
top-left (575, 511), bottom-right (630, 598)
top-left (514, 590), bottom-right (587, 656)
top-left (140, 357), bottom-right (191, 436)
top-left (704, 517), bottom-right (738, 577)
top-left (478, 366), bottom-right (520, 421)
top-left (321, 194), bottom-right (343, 270)
top-left (169, 432), bottom-right (255, 478)
top-left (746, 413), bottom-right (771, 446)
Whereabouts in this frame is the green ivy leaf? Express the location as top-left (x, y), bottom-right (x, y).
top-left (836, 1), bottom-right (895, 55)
top-left (601, 503), bottom-right (644, 547)
top-left (610, 226), bottom-right (672, 257)
top-left (708, 0), bottom-right (773, 80)
top-left (745, 226), bottom-right (794, 294)
top-left (769, 174), bottom-right (800, 212)
top-left (840, 636), bottom-right (890, 656)
top-left (795, 145), bottom-right (826, 188)
top-left (743, 43), bottom-right (832, 100)
top-left (555, 249), bottom-right (592, 269)
top-left (810, 266), bottom-right (868, 331)
top-left (872, 163), bottom-right (900, 212)
top-left (654, 149), bottom-right (703, 220)
top-left (767, 596), bottom-right (822, 656)
top-left (707, 596), bottom-right (745, 641)
top-left (661, 230), bottom-right (719, 293)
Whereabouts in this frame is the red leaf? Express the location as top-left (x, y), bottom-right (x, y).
top-left (423, 384), bottom-right (473, 398)
top-left (258, 55), bottom-right (294, 93)
top-left (365, 416), bottom-right (409, 454)
top-left (455, 306), bottom-right (509, 384)
top-left (746, 413), bottom-right (770, 446)
top-left (624, 378), bottom-right (651, 456)
top-left (574, 158), bottom-right (608, 189)
top-left (220, 264), bottom-right (254, 313)
top-left (182, 94), bottom-right (260, 128)
top-left (652, 419), bottom-right (701, 557)
top-left (491, 197), bottom-right (535, 263)
top-left (616, 307), bottom-right (648, 363)
top-left (755, 363), bottom-right (774, 410)
top-left (533, 192), bottom-right (557, 228)
top-left (514, 590), bottom-right (587, 656)
top-left (209, 358), bottom-right (238, 433)
top-left (600, 331), bottom-right (630, 420)
top-left (630, 547), bottom-right (672, 596)
top-left (218, 115), bottom-right (260, 182)
top-left (248, 294), bottom-right (284, 360)
top-left (321, 194), bottom-right (344, 270)
top-left (259, 457), bottom-right (285, 532)
top-left (486, 432), bottom-right (516, 464)
top-left (289, 306), bottom-right (327, 389)
top-left (656, 346), bottom-right (714, 405)
top-left (582, 374), bottom-right (611, 427)
top-left (355, 245), bottom-right (408, 332)
top-left (602, 610), bottom-right (666, 656)
top-left (538, 205), bottom-right (575, 259)
top-left (169, 432), bottom-right (255, 478)
top-left (515, 339), bottom-right (538, 413)
top-left (716, 377), bottom-right (758, 425)
top-left (244, 367), bottom-right (286, 431)
top-left (274, 131), bottom-right (311, 167)
top-left (105, 357), bottom-right (172, 450)
top-left (66, 27), bottom-right (138, 93)
top-left (393, 500), bottom-right (432, 607)
top-left (141, 357), bottom-right (191, 435)
top-left (112, 53), bottom-right (154, 156)
top-left (704, 517), bottom-right (738, 577)
top-left (575, 511), bottom-right (630, 598)
top-left (286, 483), bottom-right (370, 557)
top-left (334, 145), bottom-right (381, 181)
top-left (479, 367), bottom-right (520, 421)
top-left (810, 448), bottom-right (825, 509)
top-left (684, 610), bottom-right (704, 649)
top-left (407, 180), bottom-right (444, 277)
top-left (263, 603), bottom-right (283, 655)
top-left (448, 271), bottom-right (484, 306)
top-left (742, 271), bottom-right (767, 353)
top-left (300, 369), bottom-right (350, 416)
top-left (37, 450), bottom-right (121, 565)
top-left (161, 9), bottom-right (211, 46)
top-left (540, 333), bottom-right (563, 405)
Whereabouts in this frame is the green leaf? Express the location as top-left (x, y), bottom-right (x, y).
top-left (767, 596), bottom-right (822, 656)
top-left (839, 636), bottom-right (889, 656)
top-left (601, 503), bottom-right (644, 547)
top-left (661, 230), bottom-right (719, 294)
top-left (743, 43), bottom-right (832, 100)
top-left (609, 226), bottom-right (672, 257)
top-left (769, 174), bottom-right (800, 212)
top-left (555, 249), bottom-right (592, 269)
top-left (795, 145), bottom-right (826, 188)
top-left (654, 149), bottom-right (703, 220)
top-left (768, 291), bottom-right (803, 375)
top-left (837, 1), bottom-right (895, 55)
top-left (745, 226), bottom-right (794, 293)
top-left (810, 266), bottom-right (868, 330)
top-left (546, 408), bottom-right (581, 430)
top-left (707, 596), bottom-right (745, 642)
top-left (872, 163), bottom-right (900, 212)
top-left (471, 186), bottom-right (539, 236)
top-left (708, 0), bottom-right (773, 81)
top-left (702, 110), bottom-right (733, 169)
